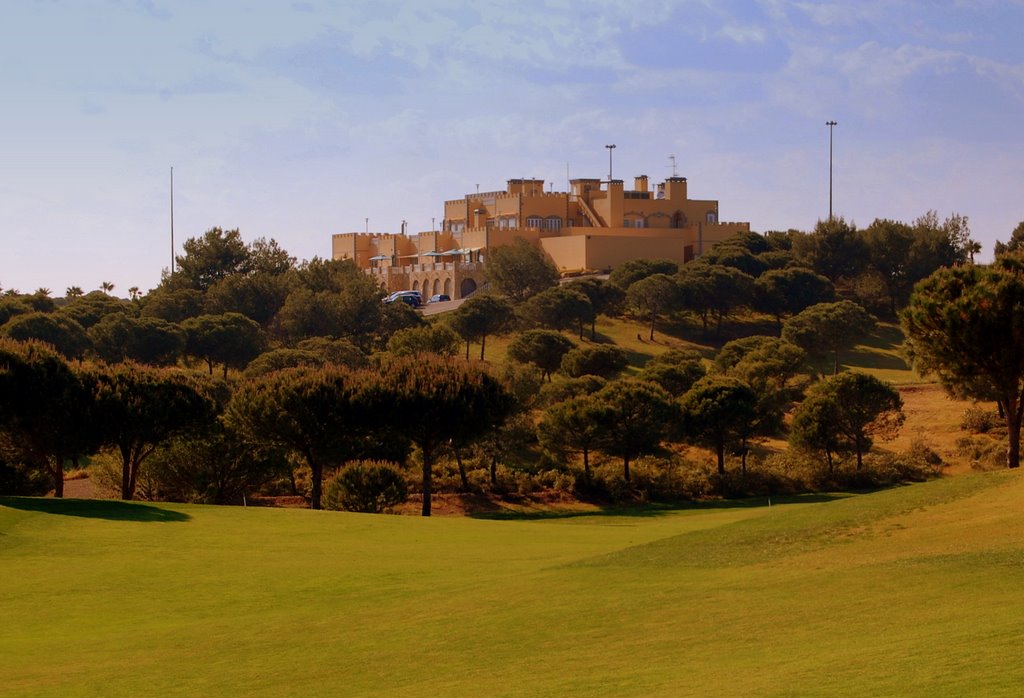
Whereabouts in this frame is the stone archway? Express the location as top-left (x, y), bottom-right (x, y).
top-left (432, 278), bottom-right (441, 296)
top-left (444, 278), bottom-right (452, 296)
top-left (459, 278), bottom-right (478, 298)
top-left (412, 280), bottom-right (420, 292)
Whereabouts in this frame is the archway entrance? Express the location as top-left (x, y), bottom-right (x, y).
top-left (459, 278), bottom-right (478, 298)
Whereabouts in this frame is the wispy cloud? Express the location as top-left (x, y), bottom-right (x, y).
top-left (2, 0), bottom-right (1024, 292)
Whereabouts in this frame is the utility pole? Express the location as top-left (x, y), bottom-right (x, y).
top-left (826, 120), bottom-right (837, 220)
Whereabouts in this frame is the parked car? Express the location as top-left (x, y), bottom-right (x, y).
top-left (429, 294), bottom-right (451, 303)
top-left (384, 290), bottom-right (423, 307)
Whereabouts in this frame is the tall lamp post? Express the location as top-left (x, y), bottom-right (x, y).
top-left (826, 120), bottom-right (837, 220)
top-left (169, 166), bottom-right (175, 275)
top-left (605, 144), bottom-right (616, 182)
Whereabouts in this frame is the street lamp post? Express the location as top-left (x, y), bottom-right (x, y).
top-left (605, 144), bottom-right (616, 182)
top-left (826, 120), bottom-right (837, 220)
top-left (169, 166), bottom-right (175, 275)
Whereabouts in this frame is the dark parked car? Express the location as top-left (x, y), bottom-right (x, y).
top-left (429, 294), bottom-right (451, 303)
top-left (384, 290), bottom-right (423, 307)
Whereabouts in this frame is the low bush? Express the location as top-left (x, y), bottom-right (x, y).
top-left (0, 459), bottom-right (50, 496)
top-left (960, 406), bottom-right (1001, 434)
top-left (955, 435), bottom-right (1006, 471)
top-left (324, 460), bottom-right (408, 513)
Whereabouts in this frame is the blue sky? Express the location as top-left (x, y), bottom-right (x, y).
top-left (2, 0), bottom-right (1023, 295)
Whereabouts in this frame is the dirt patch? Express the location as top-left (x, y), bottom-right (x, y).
top-left (61, 476), bottom-right (97, 499)
top-left (890, 383), bottom-right (983, 474)
top-left (247, 495), bottom-right (308, 508)
top-left (396, 491), bottom-right (593, 517)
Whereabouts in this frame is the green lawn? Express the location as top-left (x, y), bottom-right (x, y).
top-left (4, 470), bottom-right (1024, 695)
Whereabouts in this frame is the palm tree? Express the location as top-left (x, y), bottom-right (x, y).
top-left (35, 287), bottom-right (51, 297)
top-left (128, 286), bottom-right (141, 301)
top-left (968, 240), bottom-right (983, 264)
top-left (66, 286), bottom-right (84, 298)
top-left (100, 281), bottom-right (115, 294)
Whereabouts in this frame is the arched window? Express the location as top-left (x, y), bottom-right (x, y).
top-left (526, 216), bottom-right (543, 228)
top-left (545, 216), bottom-right (562, 230)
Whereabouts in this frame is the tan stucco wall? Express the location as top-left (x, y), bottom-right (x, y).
top-left (538, 236), bottom-right (588, 271)
top-left (541, 235), bottom-right (696, 272)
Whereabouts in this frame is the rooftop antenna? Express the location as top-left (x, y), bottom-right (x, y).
top-left (667, 154), bottom-right (678, 177)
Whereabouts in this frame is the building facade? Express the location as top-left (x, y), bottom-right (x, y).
top-left (332, 172), bottom-right (750, 299)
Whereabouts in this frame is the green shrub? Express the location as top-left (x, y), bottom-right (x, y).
top-left (960, 407), bottom-right (1001, 434)
top-left (904, 439), bottom-right (944, 469)
top-left (0, 459), bottom-right (51, 496)
top-left (324, 461), bottom-right (408, 513)
top-left (584, 456), bottom-right (707, 503)
top-left (560, 345), bottom-right (628, 379)
top-left (955, 435), bottom-right (1006, 471)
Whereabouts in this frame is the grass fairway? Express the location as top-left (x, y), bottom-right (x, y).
top-left (4, 471), bottom-right (1024, 696)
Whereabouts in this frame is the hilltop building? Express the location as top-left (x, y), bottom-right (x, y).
top-left (332, 172), bottom-right (749, 299)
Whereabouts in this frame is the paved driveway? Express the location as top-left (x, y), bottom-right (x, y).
top-left (420, 298), bottom-right (466, 316)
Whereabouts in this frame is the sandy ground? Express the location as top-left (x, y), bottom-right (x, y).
top-left (890, 382), bottom-right (985, 474)
top-left (62, 476), bottom-right (97, 499)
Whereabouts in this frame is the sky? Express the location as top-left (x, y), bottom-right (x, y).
top-left (2, 0), bottom-right (1023, 296)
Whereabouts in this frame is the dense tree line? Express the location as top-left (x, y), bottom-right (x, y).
top-left (4, 214), bottom-right (1019, 510)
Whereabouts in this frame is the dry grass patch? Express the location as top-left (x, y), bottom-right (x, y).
top-left (889, 383), bottom-right (990, 474)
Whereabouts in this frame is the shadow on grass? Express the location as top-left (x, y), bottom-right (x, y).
top-left (844, 324), bottom-right (911, 372)
top-left (844, 348), bottom-right (910, 371)
top-left (0, 497), bottom-right (191, 522)
top-left (470, 493), bottom-right (845, 521)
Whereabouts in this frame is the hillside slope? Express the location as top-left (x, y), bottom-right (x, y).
top-left (2, 471), bottom-right (1023, 696)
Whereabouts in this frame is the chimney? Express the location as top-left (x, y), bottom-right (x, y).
top-left (664, 176), bottom-right (688, 201)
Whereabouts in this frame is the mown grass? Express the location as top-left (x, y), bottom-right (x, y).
top-left (4, 470), bottom-right (1024, 696)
